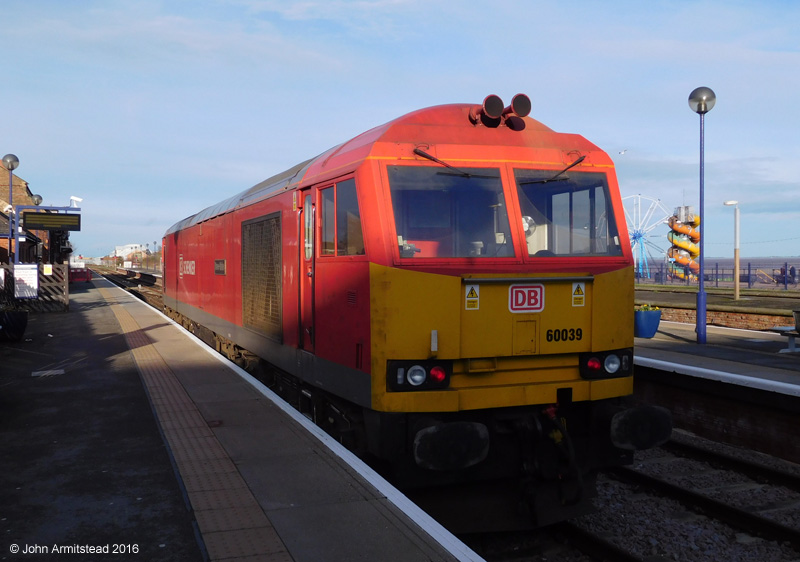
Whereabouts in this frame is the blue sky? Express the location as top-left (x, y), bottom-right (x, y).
top-left (2, 0), bottom-right (799, 259)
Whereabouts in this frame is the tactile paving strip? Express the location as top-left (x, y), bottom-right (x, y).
top-left (99, 287), bottom-right (293, 562)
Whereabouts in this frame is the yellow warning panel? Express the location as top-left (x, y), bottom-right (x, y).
top-left (465, 284), bottom-right (479, 310)
top-left (572, 282), bottom-right (585, 307)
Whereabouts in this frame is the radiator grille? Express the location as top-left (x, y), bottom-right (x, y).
top-left (242, 214), bottom-right (282, 341)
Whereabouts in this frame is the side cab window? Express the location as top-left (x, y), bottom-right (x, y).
top-left (320, 178), bottom-right (365, 256)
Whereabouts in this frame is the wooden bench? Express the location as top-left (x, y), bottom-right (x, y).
top-left (768, 326), bottom-right (800, 353)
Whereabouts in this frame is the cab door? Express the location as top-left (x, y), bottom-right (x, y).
top-left (163, 234), bottom-right (179, 301)
top-left (299, 190), bottom-right (315, 352)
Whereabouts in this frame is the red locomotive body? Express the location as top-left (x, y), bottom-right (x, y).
top-left (163, 95), bottom-right (671, 529)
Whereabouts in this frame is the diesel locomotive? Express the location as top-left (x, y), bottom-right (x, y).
top-left (162, 94), bottom-right (671, 529)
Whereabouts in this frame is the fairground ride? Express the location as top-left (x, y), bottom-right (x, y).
top-left (621, 194), bottom-right (671, 278)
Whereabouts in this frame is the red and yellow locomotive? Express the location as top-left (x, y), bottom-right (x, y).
top-left (162, 94), bottom-right (670, 529)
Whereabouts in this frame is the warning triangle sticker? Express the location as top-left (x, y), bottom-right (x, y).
top-left (466, 287), bottom-right (478, 299)
top-left (573, 285), bottom-right (584, 296)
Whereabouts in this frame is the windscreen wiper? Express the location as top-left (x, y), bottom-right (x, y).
top-left (413, 148), bottom-right (472, 177)
top-left (519, 155), bottom-right (586, 185)
top-left (413, 148), bottom-right (499, 179)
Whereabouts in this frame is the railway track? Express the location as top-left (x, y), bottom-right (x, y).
top-left (460, 520), bottom-right (645, 562)
top-left (574, 433), bottom-right (800, 561)
top-left (464, 432), bottom-right (800, 561)
top-left (94, 268), bottom-right (164, 309)
top-left (612, 433), bottom-right (800, 546)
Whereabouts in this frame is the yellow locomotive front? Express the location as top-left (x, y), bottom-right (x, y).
top-left (356, 109), bottom-right (671, 527)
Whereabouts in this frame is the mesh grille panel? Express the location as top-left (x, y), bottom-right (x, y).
top-left (242, 214), bottom-right (282, 341)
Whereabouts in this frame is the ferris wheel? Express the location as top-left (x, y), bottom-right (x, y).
top-left (622, 194), bottom-right (672, 278)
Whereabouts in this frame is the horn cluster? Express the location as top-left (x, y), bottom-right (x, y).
top-left (469, 94), bottom-right (531, 127)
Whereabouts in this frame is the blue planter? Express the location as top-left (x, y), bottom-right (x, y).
top-left (634, 310), bottom-right (661, 338)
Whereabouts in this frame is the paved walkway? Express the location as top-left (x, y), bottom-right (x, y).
top-left (1, 277), bottom-right (476, 561)
top-left (0, 282), bottom-right (203, 561)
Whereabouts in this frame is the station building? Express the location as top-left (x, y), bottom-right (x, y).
top-left (1, 162), bottom-right (73, 264)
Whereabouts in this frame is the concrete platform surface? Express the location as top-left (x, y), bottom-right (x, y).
top-left (1, 277), bottom-right (479, 562)
top-left (635, 320), bottom-right (800, 396)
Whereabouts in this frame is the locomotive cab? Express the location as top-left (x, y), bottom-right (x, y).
top-left (354, 104), bottom-right (671, 526)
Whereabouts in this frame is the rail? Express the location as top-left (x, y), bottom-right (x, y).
top-left (609, 457), bottom-right (800, 551)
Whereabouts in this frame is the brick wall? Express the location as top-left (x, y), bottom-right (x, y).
top-left (660, 307), bottom-right (795, 331)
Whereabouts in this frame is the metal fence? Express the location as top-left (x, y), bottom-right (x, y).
top-left (97, 252), bottom-right (162, 273)
top-left (634, 261), bottom-right (799, 290)
top-left (1, 264), bottom-right (70, 311)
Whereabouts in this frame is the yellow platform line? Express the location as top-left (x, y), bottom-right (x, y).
top-left (98, 287), bottom-right (292, 562)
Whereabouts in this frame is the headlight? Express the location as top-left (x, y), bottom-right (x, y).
top-left (604, 354), bottom-right (621, 374)
top-left (407, 365), bottom-right (427, 386)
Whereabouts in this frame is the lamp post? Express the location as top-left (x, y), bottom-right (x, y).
top-left (688, 87), bottom-right (716, 344)
top-left (2, 154), bottom-right (19, 264)
top-left (723, 200), bottom-right (740, 300)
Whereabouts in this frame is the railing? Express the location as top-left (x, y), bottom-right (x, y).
top-left (1, 264), bottom-right (70, 311)
top-left (634, 261), bottom-right (799, 290)
top-left (97, 253), bottom-right (162, 273)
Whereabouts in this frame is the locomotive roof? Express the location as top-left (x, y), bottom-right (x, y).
top-left (164, 157), bottom-right (316, 235)
top-left (165, 101), bottom-right (602, 236)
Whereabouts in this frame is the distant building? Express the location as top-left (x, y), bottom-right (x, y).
top-left (113, 244), bottom-right (150, 261)
top-left (70, 255), bottom-right (101, 266)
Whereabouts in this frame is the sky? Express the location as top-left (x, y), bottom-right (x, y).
top-left (1, 0), bottom-right (799, 260)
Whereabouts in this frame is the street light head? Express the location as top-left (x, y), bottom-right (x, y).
top-left (723, 200), bottom-right (738, 206)
top-left (688, 87), bottom-right (716, 114)
top-left (31, 194), bottom-right (43, 206)
top-left (2, 154), bottom-right (19, 171)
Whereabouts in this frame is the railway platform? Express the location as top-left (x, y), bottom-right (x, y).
top-left (635, 320), bottom-right (800, 397)
top-left (0, 276), bottom-right (477, 561)
top-left (634, 286), bottom-right (800, 396)
top-left (633, 288), bottom-right (800, 466)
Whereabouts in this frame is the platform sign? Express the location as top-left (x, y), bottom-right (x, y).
top-left (14, 264), bottom-right (38, 299)
top-left (22, 211), bottom-right (81, 231)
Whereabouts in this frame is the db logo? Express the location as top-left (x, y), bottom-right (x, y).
top-left (509, 284), bottom-right (545, 313)
top-left (178, 255), bottom-right (196, 278)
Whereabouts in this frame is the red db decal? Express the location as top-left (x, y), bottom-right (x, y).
top-left (509, 284), bottom-right (545, 313)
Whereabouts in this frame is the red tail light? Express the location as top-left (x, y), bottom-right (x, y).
top-left (430, 366), bottom-right (446, 383)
